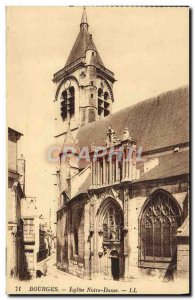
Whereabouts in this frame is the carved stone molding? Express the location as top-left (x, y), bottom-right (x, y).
top-left (122, 227), bottom-right (128, 234)
top-left (89, 229), bottom-right (94, 237)
top-left (98, 251), bottom-right (103, 257)
top-left (98, 228), bottom-right (104, 235)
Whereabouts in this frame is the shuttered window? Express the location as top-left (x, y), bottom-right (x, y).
top-left (61, 86), bottom-right (75, 121)
top-left (98, 88), bottom-right (110, 117)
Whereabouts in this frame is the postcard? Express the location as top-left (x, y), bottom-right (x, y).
top-left (7, 6), bottom-right (190, 295)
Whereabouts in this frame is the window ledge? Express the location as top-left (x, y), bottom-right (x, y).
top-left (139, 261), bottom-right (173, 269)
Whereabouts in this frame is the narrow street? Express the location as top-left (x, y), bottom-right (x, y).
top-left (7, 252), bottom-right (188, 295)
top-left (36, 252), bottom-right (86, 283)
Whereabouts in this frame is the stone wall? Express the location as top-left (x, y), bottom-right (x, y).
top-left (127, 179), bottom-right (188, 281)
top-left (56, 197), bottom-right (85, 277)
top-left (177, 244), bottom-right (189, 278)
top-left (8, 139), bottom-right (17, 171)
top-left (56, 176), bottom-right (189, 281)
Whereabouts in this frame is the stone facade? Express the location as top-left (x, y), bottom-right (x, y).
top-left (55, 125), bottom-right (189, 281)
top-left (53, 8), bottom-right (115, 139)
top-left (56, 168), bottom-right (189, 281)
top-left (57, 197), bottom-right (86, 278)
top-left (54, 8), bottom-right (189, 283)
top-left (21, 197), bottom-right (39, 279)
top-left (176, 215), bottom-right (189, 279)
top-left (37, 222), bottom-right (54, 262)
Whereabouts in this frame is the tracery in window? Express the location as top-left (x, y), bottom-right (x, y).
top-left (140, 190), bottom-right (181, 263)
top-left (103, 205), bottom-right (123, 242)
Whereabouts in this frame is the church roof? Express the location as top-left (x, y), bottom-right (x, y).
top-left (65, 9), bottom-right (104, 67)
top-left (74, 86), bottom-right (189, 200)
top-left (73, 174), bottom-right (91, 198)
top-left (71, 86), bottom-right (189, 198)
top-left (76, 86), bottom-right (189, 154)
top-left (138, 150), bottom-right (189, 181)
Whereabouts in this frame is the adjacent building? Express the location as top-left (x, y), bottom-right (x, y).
top-left (8, 128), bottom-right (51, 280)
top-left (37, 221), bottom-right (54, 262)
top-left (7, 128), bottom-right (26, 279)
top-left (21, 196), bottom-right (39, 279)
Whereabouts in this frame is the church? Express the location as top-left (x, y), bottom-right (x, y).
top-left (53, 8), bottom-right (189, 282)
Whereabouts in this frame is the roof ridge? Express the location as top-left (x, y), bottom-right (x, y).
top-left (77, 85), bottom-right (189, 132)
top-left (112, 85), bottom-right (189, 117)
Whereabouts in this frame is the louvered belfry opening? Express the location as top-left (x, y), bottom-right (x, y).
top-left (61, 87), bottom-right (75, 121)
top-left (98, 88), bottom-right (110, 117)
top-left (140, 190), bottom-right (181, 264)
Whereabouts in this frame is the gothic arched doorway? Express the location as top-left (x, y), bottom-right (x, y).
top-left (110, 250), bottom-right (120, 280)
top-left (97, 198), bottom-right (124, 280)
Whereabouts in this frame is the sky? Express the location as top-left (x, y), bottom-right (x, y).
top-left (7, 6), bottom-right (189, 223)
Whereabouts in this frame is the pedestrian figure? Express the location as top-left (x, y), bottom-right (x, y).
top-left (43, 262), bottom-right (48, 276)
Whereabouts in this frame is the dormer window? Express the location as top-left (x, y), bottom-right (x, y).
top-left (98, 89), bottom-right (110, 117)
top-left (61, 86), bottom-right (75, 121)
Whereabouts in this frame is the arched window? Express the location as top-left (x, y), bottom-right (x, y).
top-left (61, 86), bottom-right (75, 121)
top-left (69, 87), bottom-right (75, 119)
top-left (104, 92), bottom-right (109, 100)
top-left (98, 88), bottom-right (110, 117)
top-left (61, 90), bottom-right (67, 121)
top-left (140, 190), bottom-right (181, 264)
top-left (74, 228), bottom-right (78, 256)
top-left (98, 88), bottom-right (103, 97)
top-left (103, 205), bottom-right (123, 242)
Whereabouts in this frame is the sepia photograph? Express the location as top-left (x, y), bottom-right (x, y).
top-left (6, 6), bottom-right (190, 295)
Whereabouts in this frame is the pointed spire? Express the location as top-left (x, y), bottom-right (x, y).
top-left (80, 7), bottom-right (89, 30)
top-left (64, 6), bottom-right (105, 68)
top-left (62, 122), bottom-right (76, 151)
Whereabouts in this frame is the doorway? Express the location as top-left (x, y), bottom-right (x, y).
top-left (111, 257), bottom-right (119, 280)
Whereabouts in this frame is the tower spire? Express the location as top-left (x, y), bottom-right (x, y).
top-left (80, 7), bottom-right (89, 30)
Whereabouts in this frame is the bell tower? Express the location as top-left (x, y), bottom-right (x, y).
top-left (53, 7), bottom-right (115, 138)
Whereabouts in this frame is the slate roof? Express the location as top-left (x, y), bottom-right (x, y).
top-left (138, 150), bottom-right (189, 181)
top-left (65, 27), bottom-right (104, 68)
top-left (72, 174), bottom-right (91, 198)
top-left (76, 87), bottom-right (189, 153)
